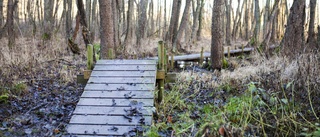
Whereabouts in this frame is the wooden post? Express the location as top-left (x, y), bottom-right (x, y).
top-left (228, 47), bottom-right (230, 58)
top-left (199, 47), bottom-right (204, 66)
top-left (87, 44), bottom-right (94, 70)
top-left (108, 49), bottom-right (114, 59)
top-left (241, 44), bottom-right (244, 55)
top-left (157, 41), bottom-right (165, 103)
top-left (171, 53), bottom-right (174, 69)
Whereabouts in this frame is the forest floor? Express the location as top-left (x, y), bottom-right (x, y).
top-left (0, 36), bottom-right (319, 136)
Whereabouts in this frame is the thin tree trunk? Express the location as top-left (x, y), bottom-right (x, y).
top-left (166, 0), bottom-right (182, 46)
top-left (307, 0), bottom-right (316, 44)
top-left (253, 0), bottom-right (260, 45)
top-left (211, 0), bottom-right (225, 70)
top-left (173, 0), bottom-right (191, 52)
top-left (137, 0), bottom-right (148, 46)
top-left (43, 0), bottom-right (54, 39)
top-left (99, 0), bottom-right (115, 59)
top-left (232, 0), bottom-right (240, 40)
top-left (91, 0), bottom-right (97, 41)
top-left (124, 0), bottom-right (134, 47)
top-left (7, 0), bottom-right (18, 49)
top-left (86, 0), bottom-right (91, 29)
top-left (0, 0), bottom-right (2, 24)
top-left (263, 0), bottom-right (270, 38)
top-left (162, 0), bottom-right (167, 39)
top-left (224, 0), bottom-right (231, 45)
top-left (244, 0), bottom-right (250, 40)
top-left (112, 0), bottom-right (120, 48)
top-left (190, 0), bottom-right (200, 43)
top-left (148, 0), bottom-right (154, 37)
top-left (196, 0), bottom-right (205, 41)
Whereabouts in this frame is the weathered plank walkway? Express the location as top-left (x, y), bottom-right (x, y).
top-left (67, 60), bottom-right (157, 136)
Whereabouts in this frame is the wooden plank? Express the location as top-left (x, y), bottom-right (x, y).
top-left (88, 77), bottom-right (155, 84)
top-left (96, 60), bottom-right (156, 65)
top-left (90, 70), bottom-right (156, 77)
top-left (81, 91), bottom-right (154, 99)
top-left (69, 115), bottom-right (152, 125)
top-left (73, 106), bottom-right (154, 115)
top-left (67, 125), bottom-right (145, 136)
top-left (93, 65), bottom-right (156, 71)
top-left (77, 98), bottom-right (154, 107)
top-left (84, 84), bottom-right (155, 91)
top-left (147, 47), bottom-right (254, 61)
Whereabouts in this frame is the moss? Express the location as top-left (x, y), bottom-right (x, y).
top-left (0, 94), bottom-right (9, 104)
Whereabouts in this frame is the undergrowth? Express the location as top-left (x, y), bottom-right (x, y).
top-left (148, 52), bottom-right (320, 137)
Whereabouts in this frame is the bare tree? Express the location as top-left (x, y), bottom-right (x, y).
top-left (65, 0), bottom-right (72, 41)
top-left (253, 0), bottom-right (260, 45)
top-left (281, 0), bottom-right (305, 57)
top-left (307, 0), bottom-right (316, 44)
top-left (196, 0), bottom-right (205, 41)
top-left (124, 0), bottom-right (134, 47)
top-left (137, 0), bottom-right (148, 46)
top-left (211, 0), bottom-right (225, 70)
top-left (99, 0), bottom-right (115, 59)
top-left (7, 0), bottom-right (18, 49)
top-left (225, 0), bottom-right (231, 45)
top-left (166, 0), bottom-right (181, 46)
top-left (43, 0), bottom-right (54, 39)
top-left (0, 0), bottom-right (3, 27)
top-left (173, 0), bottom-right (191, 52)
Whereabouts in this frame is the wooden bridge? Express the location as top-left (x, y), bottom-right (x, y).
top-left (67, 60), bottom-right (157, 136)
top-left (66, 42), bottom-right (264, 136)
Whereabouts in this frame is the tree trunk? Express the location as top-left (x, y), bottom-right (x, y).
top-left (112, 0), bottom-right (120, 48)
top-left (232, 0), bottom-right (240, 40)
top-left (211, 0), bottom-right (225, 70)
top-left (124, 0), bottom-right (134, 47)
top-left (253, 0), bottom-right (260, 45)
top-left (224, 0), bottom-right (231, 45)
top-left (166, 0), bottom-right (182, 46)
top-left (137, 0), bottom-right (148, 46)
top-left (196, 0), bottom-right (205, 41)
top-left (263, 0), bottom-right (270, 38)
top-left (281, 0), bottom-right (305, 57)
top-left (307, 0), bottom-right (316, 44)
top-left (190, 0), bottom-right (200, 43)
top-left (7, 0), bottom-right (17, 49)
top-left (91, 0), bottom-right (97, 41)
top-left (99, 0), bottom-right (115, 59)
top-left (65, 0), bottom-right (72, 41)
top-left (0, 0), bottom-right (2, 24)
top-left (86, 0), bottom-right (91, 29)
top-left (173, 0), bottom-right (191, 52)
top-left (43, 0), bottom-right (54, 40)
top-left (148, 0), bottom-right (154, 37)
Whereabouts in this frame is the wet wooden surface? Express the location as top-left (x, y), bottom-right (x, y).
top-left (67, 60), bottom-right (156, 136)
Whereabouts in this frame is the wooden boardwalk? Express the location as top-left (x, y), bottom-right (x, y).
top-left (67, 60), bottom-right (157, 136)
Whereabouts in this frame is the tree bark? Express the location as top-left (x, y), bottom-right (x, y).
top-left (173, 0), bottom-right (191, 52)
top-left (224, 0), bottom-right (231, 45)
top-left (137, 0), bottom-right (148, 46)
top-left (211, 0), bottom-right (225, 70)
top-left (307, 0), bottom-right (316, 44)
top-left (263, 0), bottom-right (270, 38)
top-left (196, 0), bottom-right (205, 41)
top-left (99, 0), bottom-right (115, 59)
top-left (43, 0), bottom-right (54, 39)
top-left (65, 0), bottom-right (72, 41)
top-left (0, 0), bottom-right (2, 26)
top-left (253, 0), bottom-right (260, 45)
top-left (281, 0), bottom-right (305, 57)
top-left (190, 0), bottom-right (200, 43)
top-left (124, 0), bottom-right (134, 47)
top-left (7, 0), bottom-right (17, 49)
top-left (166, 0), bottom-right (181, 46)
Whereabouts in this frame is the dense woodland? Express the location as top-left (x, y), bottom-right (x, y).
top-left (0, 0), bottom-right (320, 136)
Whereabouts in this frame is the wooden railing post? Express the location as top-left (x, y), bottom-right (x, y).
top-left (199, 47), bottom-right (204, 66)
top-left (228, 47), bottom-right (230, 58)
top-left (156, 41), bottom-right (165, 103)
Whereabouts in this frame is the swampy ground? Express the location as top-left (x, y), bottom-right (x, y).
top-left (0, 37), bottom-right (319, 137)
